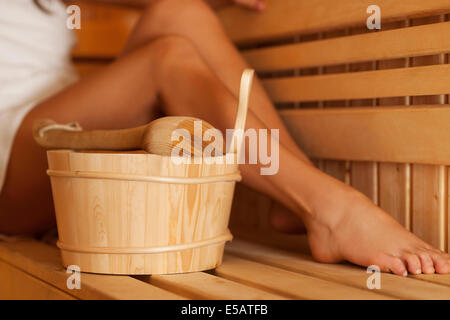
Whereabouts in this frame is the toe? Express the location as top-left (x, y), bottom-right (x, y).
top-left (385, 256), bottom-right (408, 276)
top-left (429, 251), bottom-right (450, 274)
top-left (417, 252), bottom-right (435, 274)
top-left (403, 253), bottom-right (422, 275)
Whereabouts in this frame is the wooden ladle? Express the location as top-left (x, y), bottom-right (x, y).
top-left (33, 69), bottom-right (255, 158)
top-left (33, 116), bottom-right (216, 157)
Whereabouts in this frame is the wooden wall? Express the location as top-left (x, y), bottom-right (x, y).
top-left (223, 2), bottom-right (450, 253)
top-left (68, 1), bottom-right (450, 253)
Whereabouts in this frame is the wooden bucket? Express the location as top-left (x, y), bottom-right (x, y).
top-left (46, 70), bottom-right (254, 275)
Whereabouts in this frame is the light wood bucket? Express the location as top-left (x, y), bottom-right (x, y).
top-left (46, 70), bottom-right (255, 275)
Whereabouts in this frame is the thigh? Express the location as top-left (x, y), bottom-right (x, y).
top-left (0, 41), bottom-right (161, 235)
top-left (123, 0), bottom-right (309, 162)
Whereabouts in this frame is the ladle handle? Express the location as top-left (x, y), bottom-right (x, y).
top-left (32, 119), bottom-right (146, 151)
top-left (230, 69), bottom-right (255, 159)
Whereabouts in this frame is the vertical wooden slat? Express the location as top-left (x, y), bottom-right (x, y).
top-left (351, 162), bottom-right (378, 203)
top-left (377, 21), bottom-right (412, 229)
top-left (323, 161), bottom-right (348, 183)
top-left (412, 165), bottom-right (447, 250)
top-left (379, 163), bottom-right (411, 228)
top-left (448, 166), bottom-right (450, 253)
top-left (410, 16), bottom-right (447, 250)
top-left (446, 14), bottom-right (450, 254)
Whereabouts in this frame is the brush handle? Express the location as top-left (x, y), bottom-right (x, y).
top-left (231, 69), bottom-right (255, 159)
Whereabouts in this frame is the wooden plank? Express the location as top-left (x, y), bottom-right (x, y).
top-left (0, 261), bottom-right (76, 300)
top-left (448, 166), bottom-right (450, 253)
top-left (351, 162), bottom-right (378, 204)
top-left (217, 0), bottom-right (450, 45)
top-left (379, 163), bottom-right (411, 229)
top-left (280, 106), bottom-right (450, 165)
top-left (243, 21), bottom-right (450, 71)
top-left (323, 160), bottom-right (349, 184)
top-left (70, 1), bottom-right (140, 58)
top-left (0, 240), bottom-right (184, 300)
top-left (411, 273), bottom-right (450, 287)
top-left (410, 16), bottom-right (448, 251)
top-left (411, 164), bottom-right (447, 250)
top-left (215, 254), bottom-right (392, 300)
top-left (143, 272), bottom-right (285, 300)
top-left (262, 64), bottom-right (450, 103)
top-left (226, 240), bottom-right (450, 299)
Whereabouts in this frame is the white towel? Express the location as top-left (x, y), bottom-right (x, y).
top-left (0, 0), bottom-right (78, 191)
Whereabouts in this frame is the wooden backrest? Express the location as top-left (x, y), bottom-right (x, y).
top-left (71, 1), bottom-right (450, 252)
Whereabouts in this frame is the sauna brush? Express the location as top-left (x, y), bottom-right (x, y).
top-left (32, 116), bottom-right (216, 157)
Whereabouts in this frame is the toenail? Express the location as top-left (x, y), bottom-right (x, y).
top-left (415, 269), bottom-right (421, 275)
top-left (402, 271), bottom-right (408, 277)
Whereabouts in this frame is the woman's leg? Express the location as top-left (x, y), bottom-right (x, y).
top-left (0, 35), bottom-right (303, 235)
top-left (123, 0), bottom-right (308, 231)
top-left (122, 1), bottom-right (450, 274)
top-left (123, 0), bottom-right (303, 155)
top-left (1, 37), bottom-right (449, 274)
top-left (0, 36), bottom-right (186, 234)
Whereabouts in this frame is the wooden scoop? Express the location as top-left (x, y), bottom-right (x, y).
top-left (33, 69), bottom-right (255, 158)
top-left (32, 116), bottom-right (217, 157)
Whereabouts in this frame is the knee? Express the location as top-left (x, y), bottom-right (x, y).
top-left (141, 0), bottom-right (220, 35)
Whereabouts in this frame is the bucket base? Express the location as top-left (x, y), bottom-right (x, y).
top-left (60, 243), bottom-right (226, 275)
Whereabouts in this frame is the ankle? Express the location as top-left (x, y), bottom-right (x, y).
top-left (294, 181), bottom-right (366, 227)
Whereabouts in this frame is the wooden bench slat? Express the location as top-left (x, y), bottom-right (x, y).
top-left (263, 64), bottom-right (450, 103)
top-left (226, 240), bottom-right (450, 299)
top-left (280, 106), bottom-right (450, 165)
top-left (215, 254), bottom-right (393, 300)
top-left (0, 261), bottom-right (76, 300)
top-left (143, 272), bottom-right (285, 300)
top-left (243, 21), bottom-right (450, 71)
top-left (0, 240), bottom-right (184, 300)
top-left (218, 0), bottom-right (450, 45)
top-left (411, 273), bottom-right (450, 287)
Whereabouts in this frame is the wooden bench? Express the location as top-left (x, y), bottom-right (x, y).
top-left (1, 0), bottom-right (450, 299)
top-left (1, 238), bottom-right (450, 299)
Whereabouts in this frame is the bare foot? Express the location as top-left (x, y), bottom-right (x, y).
top-left (305, 190), bottom-right (450, 276)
